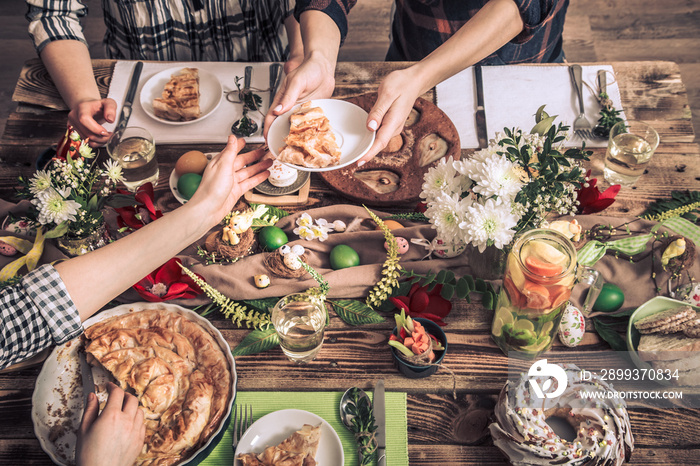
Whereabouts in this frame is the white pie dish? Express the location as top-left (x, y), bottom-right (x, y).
top-left (234, 408), bottom-right (344, 465)
top-left (266, 99), bottom-right (375, 172)
top-left (31, 302), bottom-right (237, 465)
top-left (140, 67), bottom-right (223, 125)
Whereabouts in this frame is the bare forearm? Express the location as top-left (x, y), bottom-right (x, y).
top-left (410, 0), bottom-right (524, 94)
top-left (284, 15), bottom-right (304, 60)
top-left (40, 40), bottom-right (101, 109)
top-left (55, 203), bottom-right (211, 320)
top-left (299, 10), bottom-right (340, 70)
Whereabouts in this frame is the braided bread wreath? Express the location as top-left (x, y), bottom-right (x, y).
top-left (489, 364), bottom-right (634, 465)
top-left (31, 302), bottom-right (235, 466)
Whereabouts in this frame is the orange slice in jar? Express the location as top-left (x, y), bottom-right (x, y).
top-left (521, 280), bottom-right (552, 310)
top-left (503, 276), bottom-right (526, 308)
top-left (549, 285), bottom-right (572, 309)
top-left (524, 256), bottom-right (563, 278)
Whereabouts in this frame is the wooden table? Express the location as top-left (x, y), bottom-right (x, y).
top-left (1, 59), bottom-right (699, 465)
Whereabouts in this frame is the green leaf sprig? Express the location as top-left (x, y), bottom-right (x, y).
top-left (345, 388), bottom-right (378, 466)
top-left (593, 91), bottom-right (624, 139)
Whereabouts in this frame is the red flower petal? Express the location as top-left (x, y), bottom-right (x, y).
top-left (427, 297), bottom-right (452, 318)
top-left (389, 296), bottom-right (410, 313)
top-left (153, 258), bottom-right (184, 285)
top-left (162, 282), bottom-right (191, 299)
top-left (409, 288), bottom-right (430, 313)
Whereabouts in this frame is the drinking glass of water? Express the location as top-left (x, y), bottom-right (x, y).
top-left (272, 293), bottom-right (326, 363)
top-left (106, 126), bottom-right (159, 191)
top-left (603, 120), bottom-right (659, 187)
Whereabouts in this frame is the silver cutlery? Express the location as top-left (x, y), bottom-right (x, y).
top-left (231, 66), bottom-right (259, 137)
top-left (231, 403), bottom-right (253, 451)
top-left (374, 380), bottom-right (386, 466)
top-left (474, 65), bottom-right (488, 148)
top-left (569, 64), bottom-right (594, 140)
top-left (262, 63), bottom-right (283, 134)
top-left (109, 61), bottom-right (143, 144)
top-left (78, 345), bottom-right (95, 409)
top-left (592, 70), bottom-right (609, 139)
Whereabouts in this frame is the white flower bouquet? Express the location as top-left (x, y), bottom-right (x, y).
top-left (17, 127), bottom-right (125, 239)
top-left (420, 107), bottom-right (591, 252)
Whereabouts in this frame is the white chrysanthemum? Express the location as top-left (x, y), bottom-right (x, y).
top-left (420, 158), bottom-right (466, 201)
top-left (296, 212), bottom-right (313, 227)
top-left (103, 159), bottom-right (125, 183)
top-left (424, 192), bottom-right (471, 243)
top-left (28, 170), bottom-right (53, 195)
top-left (78, 143), bottom-right (95, 159)
top-left (464, 153), bottom-right (525, 203)
top-left (34, 187), bottom-right (81, 225)
top-left (69, 130), bottom-right (81, 141)
top-left (459, 198), bottom-right (519, 252)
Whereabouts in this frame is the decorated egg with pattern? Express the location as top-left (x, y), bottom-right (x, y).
top-left (385, 237), bottom-right (409, 254)
top-left (432, 237), bottom-right (466, 258)
top-left (558, 304), bottom-right (585, 347)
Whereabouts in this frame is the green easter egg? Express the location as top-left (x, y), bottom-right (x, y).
top-left (258, 226), bottom-right (288, 251)
top-left (177, 173), bottom-right (202, 200)
top-left (330, 244), bottom-right (360, 270)
top-left (593, 282), bottom-right (625, 313)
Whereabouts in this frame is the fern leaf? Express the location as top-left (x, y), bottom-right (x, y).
top-left (231, 328), bottom-right (280, 356)
top-left (330, 300), bottom-right (385, 325)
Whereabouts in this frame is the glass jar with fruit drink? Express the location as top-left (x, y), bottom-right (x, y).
top-left (491, 228), bottom-right (578, 358)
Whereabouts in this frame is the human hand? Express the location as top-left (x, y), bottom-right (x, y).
top-left (263, 53), bottom-right (336, 137)
top-left (76, 382), bottom-right (145, 466)
top-left (187, 135), bottom-right (273, 225)
top-left (357, 69), bottom-right (425, 165)
top-left (68, 98), bottom-right (118, 146)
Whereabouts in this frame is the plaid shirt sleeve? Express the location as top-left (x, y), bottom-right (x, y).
top-left (294, 0), bottom-right (357, 45)
top-left (26, 0), bottom-right (89, 54)
top-left (0, 264), bottom-right (82, 370)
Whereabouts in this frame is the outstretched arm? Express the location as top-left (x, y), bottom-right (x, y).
top-left (55, 136), bottom-right (273, 321)
top-left (39, 40), bottom-right (118, 145)
top-left (358, 0), bottom-right (525, 164)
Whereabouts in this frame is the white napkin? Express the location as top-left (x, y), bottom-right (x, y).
top-left (436, 64), bottom-right (625, 149)
top-left (106, 61), bottom-right (281, 144)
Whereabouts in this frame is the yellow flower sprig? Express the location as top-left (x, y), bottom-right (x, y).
top-left (364, 206), bottom-right (402, 309)
top-left (643, 201), bottom-right (700, 223)
top-left (178, 263), bottom-right (271, 330)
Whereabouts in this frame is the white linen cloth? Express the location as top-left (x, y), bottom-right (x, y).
top-left (436, 64), bottom-right (625, 149)
top-left (106, 61), bottom-right (280, 144)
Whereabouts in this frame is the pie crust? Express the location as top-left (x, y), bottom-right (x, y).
top-left (84, 308), bottom-right (232, 465)
top-left (277, 101), bottom-right (341, 168)
top-left (237, 424), bottom-right (321, 466)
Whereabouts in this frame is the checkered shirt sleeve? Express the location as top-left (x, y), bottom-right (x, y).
top-left (0, 264), bottom-right (82, 370)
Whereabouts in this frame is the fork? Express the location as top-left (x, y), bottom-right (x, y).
top-left (569, 64), bottom-right (594, 140)
top-left (232, 404), bottom-right (253, 451)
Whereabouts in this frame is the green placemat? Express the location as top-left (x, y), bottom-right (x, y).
top-left (201, 391), bottom-right (408, 466)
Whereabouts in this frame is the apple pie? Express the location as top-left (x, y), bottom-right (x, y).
top-left (153, 68), bottom-right (201, 121)
top-left (83, 307), bottom-right (232, 466)
top-left (277, 101), bottom-right (341, 168)
top-left (237, 424), bottom-right (321, 466)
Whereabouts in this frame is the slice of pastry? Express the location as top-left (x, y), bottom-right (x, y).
top-left (237, 424), bottom-right (321, 466)
top-left (153, 68), bottom-right (202, 121)
top-left (277, 101), bottom-right (341, 168)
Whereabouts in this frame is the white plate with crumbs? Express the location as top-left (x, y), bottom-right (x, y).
top-left (267, 99), bottom-right (375, 172)
top-left (140, 67), bottom-right (223, 125)
top-left (234, 409), bottom-right (344, 465)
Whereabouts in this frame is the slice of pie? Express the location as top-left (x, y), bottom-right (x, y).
top-left (153, 68), bottom-right (201, 121)
top-left (277, 101), bottom-right (341, 168)
top-left (237, 424), bottom-right (321, 466)
top-left (83, 308), bottom-right (232, 466)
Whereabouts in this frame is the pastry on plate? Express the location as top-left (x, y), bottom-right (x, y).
top-left (84, 307), bottom-right (232, 465)
top-left (237, 424), bottom-right (321, 466)
top-left (153, 68), bottom-right (201, 121)
top-left (277, 101), bottom-right (341, 168)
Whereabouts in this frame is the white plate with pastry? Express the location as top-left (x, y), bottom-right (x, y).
top-left (140, 66), bottom-right (223, 125)
top-left (32, 302), bottom-right (237, 466)
top-left (267, 99), bottom-right (375, 172)
top-left (234, 409), bottom-right (344, 465)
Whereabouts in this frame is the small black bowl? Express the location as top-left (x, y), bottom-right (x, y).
top-left (391, 318), bottom-right (448, 379)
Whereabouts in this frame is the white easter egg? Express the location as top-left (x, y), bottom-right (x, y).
top-left (558, 304), bottom-right (585, 347)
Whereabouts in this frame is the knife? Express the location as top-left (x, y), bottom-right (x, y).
top-left (374, 380), bottom-right (386, 466)
top-left (111, 61), bottom-right (143, 142)
top-left (78, 346), bottom-right (95, 409)
top-left (474, 65), bottom-right (488, 148)
top-left (269, 63), bottom-right (283, 106)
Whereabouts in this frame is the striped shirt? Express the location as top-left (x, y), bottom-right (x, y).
top-left (296, 0), bottom-right (568, 64)
top-left (26, 0), bottom-right (296, 62)
top-left (0, 265), bottom-right (82, 370)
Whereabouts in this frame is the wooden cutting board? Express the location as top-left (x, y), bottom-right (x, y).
top-left (319, 92), bottom-right (460, 206)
